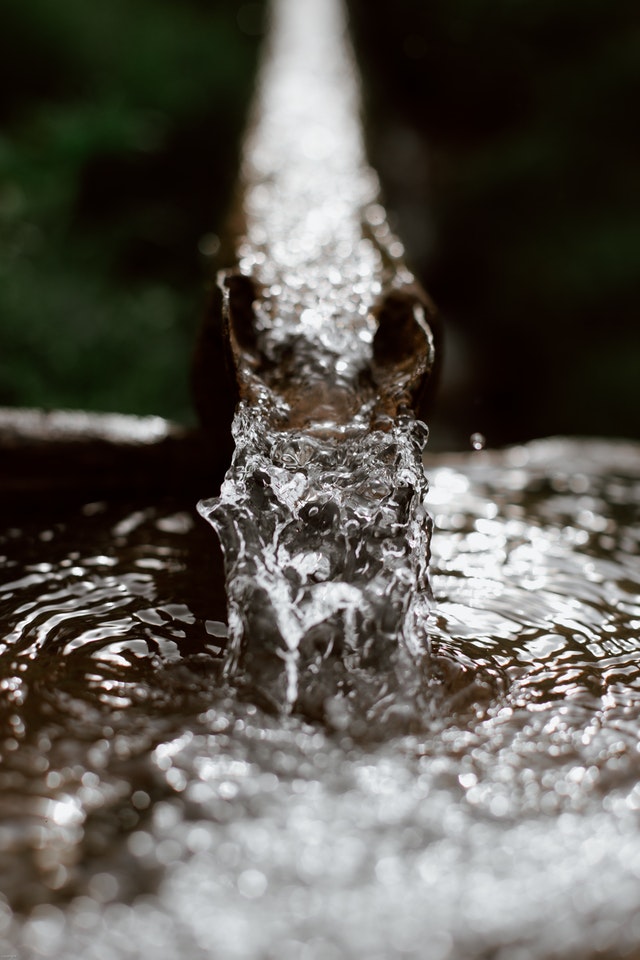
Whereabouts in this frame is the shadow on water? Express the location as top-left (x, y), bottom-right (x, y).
top-left (1, 438), bottom-right (640, 959)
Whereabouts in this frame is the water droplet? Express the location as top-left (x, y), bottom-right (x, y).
top-left (470, 432), bottom-right (486, 451)
top-left (197, 232), bottom-right (220, 258)
top-left (238, 868), bottom-right (268, 899)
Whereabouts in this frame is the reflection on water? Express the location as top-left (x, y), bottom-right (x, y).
top-left (1, 438), bottom-right (639, 958)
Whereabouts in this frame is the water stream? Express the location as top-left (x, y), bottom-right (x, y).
top-left (198, 0), bottom-right (436, 713)
top-left (1, 437), bottom-right (640, 959)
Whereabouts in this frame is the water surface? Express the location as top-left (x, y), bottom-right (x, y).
top-left (1, 437), bottom-right (639, 959)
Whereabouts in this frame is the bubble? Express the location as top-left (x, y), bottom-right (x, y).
top-left (238, 869), bottom-right (268, 899)
top-left (470, 432), bottom-right (486, 451)
top-left (198, 233), bottom-right (220, 258)
top-left (87, 872), bottom-right (119, 904)
top-left (23, 904), bottom-right (65, 955)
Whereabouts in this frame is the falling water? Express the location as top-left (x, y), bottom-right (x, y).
top-left (197, 0), bottom-right (435, 716)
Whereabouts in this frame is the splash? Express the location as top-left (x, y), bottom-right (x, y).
top-left (200, 409), bottom-right (433, 719)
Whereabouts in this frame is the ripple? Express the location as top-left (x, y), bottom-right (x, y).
top-left (1, 439), bottom-right (640, 960)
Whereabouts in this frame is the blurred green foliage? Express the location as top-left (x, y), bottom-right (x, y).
top-left (348, 0), bottom-right (639, 446)
top-left (0, 0), bottom-right (262, 421)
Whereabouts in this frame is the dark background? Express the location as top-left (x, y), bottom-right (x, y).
top-left (1, 0), bottom-right (638, 451)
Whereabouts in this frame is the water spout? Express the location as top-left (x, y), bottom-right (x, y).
top-left (197, 0), bottom-right (437, 718)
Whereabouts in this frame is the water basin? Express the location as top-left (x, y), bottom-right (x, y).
top-left (1, 436), bottom-right (639, 959)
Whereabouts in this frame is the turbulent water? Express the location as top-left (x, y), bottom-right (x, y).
top-left (198, 409), bottom-right (433, 721)
top-left (1, 437), bottom-right (640, 959)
